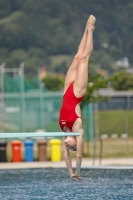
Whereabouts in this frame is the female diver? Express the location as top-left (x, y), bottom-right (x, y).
top-left (59, 15), bottom-right (96, 180)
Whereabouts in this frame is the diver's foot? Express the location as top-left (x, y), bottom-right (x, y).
top-left (87, 15), bottom-right (96, 31)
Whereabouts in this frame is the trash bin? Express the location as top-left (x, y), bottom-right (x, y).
top-left (37, 139), bottom-right (47, 161)
top-left (11, 140), bottom-right (22, 162)
top-left (0, 140), bottom-right (7, 162)
top-left (49, 139), bottom-right (61, 161)
top-left (24, 140), bottom-right (34, 162)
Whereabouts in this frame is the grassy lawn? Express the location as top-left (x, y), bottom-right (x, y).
top-left (81, 110), bottom-right (133, 158)
top-left (87, 138), bottom-right (133, 158)
top-left (98, 110), bottom-right (133, 137)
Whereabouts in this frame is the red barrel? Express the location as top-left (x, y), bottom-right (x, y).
top-left (11, 140), bottom-right (22, 162)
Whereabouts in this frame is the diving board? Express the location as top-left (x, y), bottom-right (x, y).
top-left (0, 132), bottom-right (80, 138)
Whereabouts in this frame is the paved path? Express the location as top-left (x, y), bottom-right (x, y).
top-left (0, 157), bottom-right (132, 169)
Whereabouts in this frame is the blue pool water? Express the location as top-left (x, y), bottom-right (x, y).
top-left (0, 168), bottom-right (133, 200)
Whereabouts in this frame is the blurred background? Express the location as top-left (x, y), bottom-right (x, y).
top-left (0, 0), bottom-right (133, 162)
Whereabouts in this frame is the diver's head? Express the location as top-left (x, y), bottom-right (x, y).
top-left (64, 136), bottom-right (77, 151)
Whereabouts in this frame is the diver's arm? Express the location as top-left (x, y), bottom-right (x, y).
top-left (75, 134), bottom-right (84, 177)
top-left (62, 137), bottom-right (73, 177)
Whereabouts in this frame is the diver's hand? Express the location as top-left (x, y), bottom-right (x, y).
top-left (70, 174), bottom-right (84, 181)
top-left (70, 174), bottom-right (78, 181)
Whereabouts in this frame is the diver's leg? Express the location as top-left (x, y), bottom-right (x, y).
top-left (74, 15), bottom-right (96, 97)
top-left (63, 18), bottom-right (90, 93)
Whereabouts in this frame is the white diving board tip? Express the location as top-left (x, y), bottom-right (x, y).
top-left (0, 132), bottom-right (80, 138)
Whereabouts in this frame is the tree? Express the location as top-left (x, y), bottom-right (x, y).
top-left (1, 0), bottom-right (133, 77)
top-left (112, 71), bottom-right (133, 91)
top-left (42, 74), bottom-right (64, 91)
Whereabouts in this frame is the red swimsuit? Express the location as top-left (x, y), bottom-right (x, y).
top-left (59, 82), bottom-right (84, 132)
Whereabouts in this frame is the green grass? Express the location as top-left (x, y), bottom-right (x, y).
top-left (98, 110), bottom-right (133, 137)
top-left (87, 138), bottom-right (133, 158)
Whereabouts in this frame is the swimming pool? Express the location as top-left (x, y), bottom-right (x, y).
top-left (0, 167), bottom-right (133, 200)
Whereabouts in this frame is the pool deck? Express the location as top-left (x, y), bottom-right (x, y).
top-left (0, 157), bottom-right (133, 169)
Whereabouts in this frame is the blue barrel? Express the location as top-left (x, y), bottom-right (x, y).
top-left (24, 140), bottom-right (34, 162)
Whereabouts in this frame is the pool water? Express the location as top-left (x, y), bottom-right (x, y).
top-left (0, 168), bottom-right (133, 200)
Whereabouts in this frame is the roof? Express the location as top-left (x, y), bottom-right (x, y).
top-left (98, 88), bottom-right (133, 97)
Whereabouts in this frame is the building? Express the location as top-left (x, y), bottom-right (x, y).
top-left (98, 88), bottom-right (133, 110)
